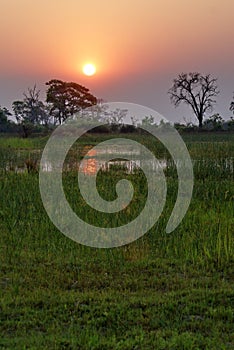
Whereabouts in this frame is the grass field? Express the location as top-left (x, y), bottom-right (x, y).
top-left (0, 132), bottom-right (233, 349)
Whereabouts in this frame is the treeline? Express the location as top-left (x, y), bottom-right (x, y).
top-left (1, 73), bottom-right (234, 137)
top-left (0, 80), bottom-right (98, 137)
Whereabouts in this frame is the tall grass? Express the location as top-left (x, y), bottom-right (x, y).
top-left (0, 133), bottom-right (233, 268)
top-left (0, 133), bottom-right (233, 349)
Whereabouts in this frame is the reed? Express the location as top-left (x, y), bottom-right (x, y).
top-left (0, 133), bottom-right (233, 349)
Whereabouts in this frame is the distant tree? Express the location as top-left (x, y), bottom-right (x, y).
top-left (12, 85), bottom-right (48, 137)
top-left (0, 106), bottom-right (11, 124)
top-left (12, 100), bottom-right (32, 138)
top-left (203, 113), bottom-right (224, 130)
top-left (168, 72), bottom-right (219, 128)
top-left (230, 93), bottom-right (234, 114)
top-left (227, 116), bottom-right (234, 131)
top-left (23, 85), bottom-right (49, 125)
top-left (103, 108), bottom-right (128, 132)
top-left (46, 79), bottom-right (97, 124)
top-left (12, 101), bottom-right (25, 124)
top-left (0, 106), bottom-right (13, 132)
top-left (141, 115), bottom-right (155, 126)
top-left (106, 108), bottom-right (128, 125)
top-left (79, 99), bottom-right (109, 124)
top-left (173, 122), bottom-right (186, 132)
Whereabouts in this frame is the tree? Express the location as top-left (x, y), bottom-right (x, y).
top-left (0, 106), bottom-right (12, 132)
top-left (23, 85), bottom-right (49, 125)
top-left (12, 85), bottom-right (49, 137)
top-left (203, 113), bottom-right (224, 130)
top-left (106, 108), bottom-right (128, 124)
top-left (141, 115), bottom-right (155, 126)
top-left (0, 106), bottom-right (11, 124)
top-left (168, 72), bottom-right (219, 128)
top-left (12, 100), bottom-right (32, 138)
top-left (230, 94), bottom-right (234, 114)
top-left (46, 79), bottom-right (97, 124)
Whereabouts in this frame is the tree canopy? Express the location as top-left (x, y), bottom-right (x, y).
top-left (0, 106), bottom-right (11, 124)
top-left (46, 79), bottom-right (97, 124)
top-left (0, 106), bottom-right (12, 132)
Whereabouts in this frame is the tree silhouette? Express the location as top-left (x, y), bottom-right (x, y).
top-left (0, 106), bottom-right (11, 125)
top-left (46, 79), bottom-right (97, 124)
top-left (0, 106), bottom-right (12, 132)
top-left (23, 85), bottom-right (48, 125)
top-left (230, 94), bottom-right (234, 114)
top-left (12, 85), bottom-right (48, 137)
top-left (168, 72), bottom-right (219, 128)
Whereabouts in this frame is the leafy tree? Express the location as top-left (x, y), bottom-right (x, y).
top-left (203, 113), bottom-right (224, 130)
top-left (0, 106), bottom-right (13, 132)
top-left (102, 107), bottom-right (128, 132)
top-left (12, 100), bottom-right (32, 138)
top-left (46, 79), bottom-right (97, 124)
top-left (168, 72), bottom-right (219, 128)
top-left (141, 115), bottom-right (155, 126)
top-left (106, 108), bottom-right (128, 124)
top-left (0, 106), bottom-right (11, 124)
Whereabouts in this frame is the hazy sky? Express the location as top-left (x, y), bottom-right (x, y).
top-left (1, 0), bottom-right (234, 123)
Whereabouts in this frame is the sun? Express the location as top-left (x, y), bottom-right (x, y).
top-left (83, 63), bottom-right (96, 76)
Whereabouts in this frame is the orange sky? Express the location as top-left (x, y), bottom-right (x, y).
top-left (1, 0), bottom-right (234, 121)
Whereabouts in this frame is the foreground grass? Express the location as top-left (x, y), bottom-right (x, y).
top-left (1, 255), bottom-right (233, 349)
top-left (0, 133), bottom-right (233, 349)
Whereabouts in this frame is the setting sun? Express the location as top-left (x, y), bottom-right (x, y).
top-left (83, 63), bottom-right (96, 76)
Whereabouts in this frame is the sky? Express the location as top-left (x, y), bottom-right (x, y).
top-left (1, 0), bottom-right (234, 123)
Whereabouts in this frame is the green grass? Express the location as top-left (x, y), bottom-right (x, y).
top-left (0, 136), bottom-right (49, 149)
top-left (0, 133), bottom-right (233, 349)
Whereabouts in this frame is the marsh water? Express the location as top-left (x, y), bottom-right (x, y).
top-left (1, 147), bottom-right (233, 175)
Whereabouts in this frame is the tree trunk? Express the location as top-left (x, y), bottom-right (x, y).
top-left (22, 125), bottom-right (28, 138)
top-left (198, 115), bottom-right (203, 128)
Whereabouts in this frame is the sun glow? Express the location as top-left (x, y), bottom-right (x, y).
top-left (83, 63), bottom-right (96, 76)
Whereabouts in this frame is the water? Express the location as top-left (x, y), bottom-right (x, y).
top-left (1, 146), bottom-right (233, 175)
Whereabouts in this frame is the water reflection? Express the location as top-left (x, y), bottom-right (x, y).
top-left (2, 147), bottom-right (233, 176)
top-left (4, 157), bottom-right (234, 175)
top-left (79, 157), bottom-right (167, 175)
top-left (80, 149), bottom-right (98, 175)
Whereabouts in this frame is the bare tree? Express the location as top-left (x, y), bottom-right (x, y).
top-left (23, 85), bottom-right (49, 125)
top-left (12, 85), bottom-right (49, 137)
top-left (168, 72), bottom-right (219, 128)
